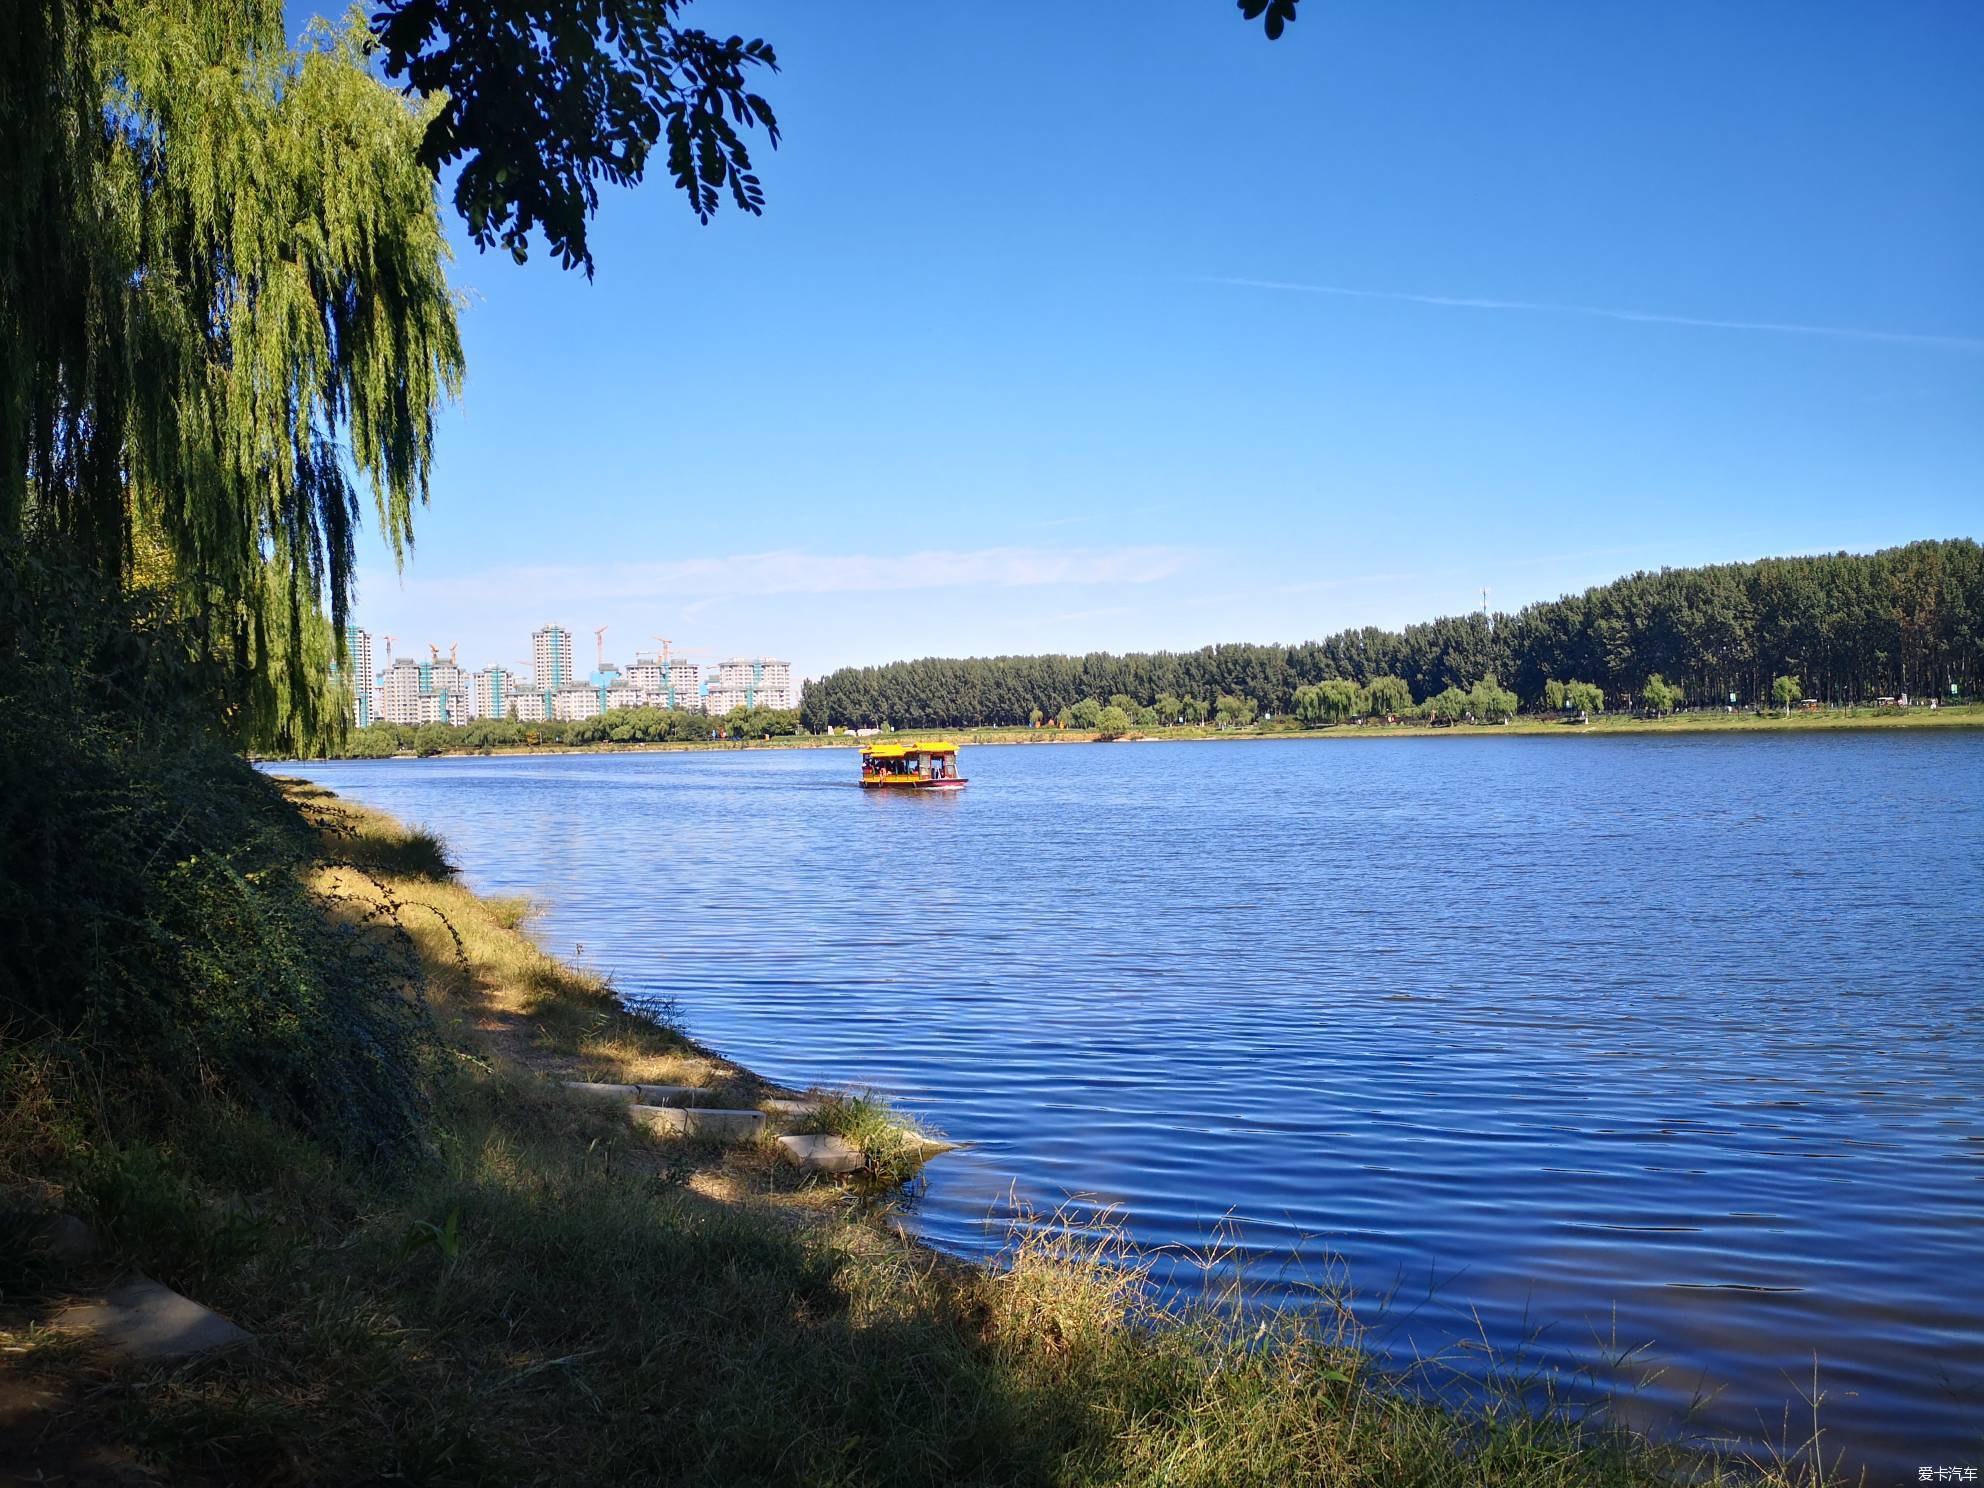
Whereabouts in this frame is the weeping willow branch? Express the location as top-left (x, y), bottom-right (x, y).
top-left (1, 1), bottom-right (463, 753)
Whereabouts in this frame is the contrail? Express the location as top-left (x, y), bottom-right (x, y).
top-left (1198, 276), bottom-right (1983, 351)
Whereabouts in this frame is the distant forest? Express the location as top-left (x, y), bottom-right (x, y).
top-left (800, 540), bottom-right (1983, 730)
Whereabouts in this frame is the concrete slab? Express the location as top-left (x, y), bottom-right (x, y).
top-left (776, 1134), bottom-right (864, 1174)
top-left (562, 1081), bottom-right (641, 1103)
top-left (629, 1105), bottom-right (764, 1141)
top-left (57, 1277), bottom-right (252, 1361)
top-left (762, 1098), bottom-right (821, 1119)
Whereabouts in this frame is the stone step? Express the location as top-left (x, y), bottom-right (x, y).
top-left (762, 1098), bottom-right (821, 1119)
top-left (56, 1277), bottom-right (253, 1361)
top-left (776, 1133), bottom-right (864, 1174)
top-left (564, 1080), bottom-right (708, 1107)
top-left (629, 1105), bottom-right (765, 1141)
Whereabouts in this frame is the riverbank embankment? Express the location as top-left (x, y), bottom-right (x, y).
top-left (1, 783), bottom-right (1842, 1485)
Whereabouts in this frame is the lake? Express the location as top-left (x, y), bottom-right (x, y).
top-left (278, 733), bottom-right (1984, 1480)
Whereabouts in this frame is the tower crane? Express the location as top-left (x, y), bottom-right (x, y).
top-left (594, 625), bottom-right (608, 670)
top-left (650, 637), bottom-right (712, 662)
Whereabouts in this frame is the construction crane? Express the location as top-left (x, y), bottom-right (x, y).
top-left (650, 636), bottom-right (712, 663)
top-left (593, 625), bottom-right (608, 670)
top-left (449, 642), bottom-right (458, 667)
top-left (381, 634), bottom-right (397, 665)
top-left (428, 642), bottom-right (441, 662)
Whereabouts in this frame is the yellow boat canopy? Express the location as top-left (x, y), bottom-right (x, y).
top-left (861, 741), bottom-right (958, 758)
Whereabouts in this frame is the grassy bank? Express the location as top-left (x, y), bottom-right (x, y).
top-left (2, 784), bottom-right (1849, 1484)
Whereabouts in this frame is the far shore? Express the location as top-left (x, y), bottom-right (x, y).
top-left (273, 700), bottom-right (1984, 764)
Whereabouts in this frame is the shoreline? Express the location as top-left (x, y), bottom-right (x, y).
top-left (275, 701), bottom-right (1984, 764)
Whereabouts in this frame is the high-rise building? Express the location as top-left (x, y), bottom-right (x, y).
top-left (588, 659), bottom-right (621, 712)
top-left (551, 681), bottom-right (601, 721)
top-left (705, 657), bottom-right (795, 713)
top-left (339, 626), bottom-right (373, 728)
top-left (426, 657), bottom-right (468, 722)
top-left (625, 653), bottom-right (701, 711)
top-left (668, 659), bottom-right (700, 705)
top-left (531, 624), bottom-right (574, 721)
top-left (376, 654), bottom-right (467, 725)
top-left (532, 625), bottom-right (573, 690)
top-left (379, 659), bottom-right (441, 725)
top-left (472, 666), bottom-right (514, 721)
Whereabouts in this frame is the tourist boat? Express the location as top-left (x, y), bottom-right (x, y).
top-left (859, 741), bottom-right (967, 789)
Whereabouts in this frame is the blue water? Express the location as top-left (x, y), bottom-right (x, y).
top-left (278, 734), bottom-right (1984, 1481)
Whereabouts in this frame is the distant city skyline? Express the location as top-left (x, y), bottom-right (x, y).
top-left (343, 618), bottom-right (797, 728)
top-left (342, 618), bottom-right (798, 689)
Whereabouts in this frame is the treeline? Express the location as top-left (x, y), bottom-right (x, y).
top-left (1054, 675), bottom-right (1516, 737)
top-left (801, 540), bottom-right (1983, 729)
top-left (336, 705), bottom-right (801, 757)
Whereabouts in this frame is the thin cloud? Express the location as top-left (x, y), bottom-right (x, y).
top-left (392, 545), bottom-right (1196, 604)
top-left (1198, 276), bottom-right (1983, 351)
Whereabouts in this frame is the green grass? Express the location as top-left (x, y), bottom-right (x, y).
top-left (795, 1089), bottom-right (948, 1188)
top-left (288, 779), bottom-right (458, 880)
top-left (0, 787), bottom-right (1853, 1486)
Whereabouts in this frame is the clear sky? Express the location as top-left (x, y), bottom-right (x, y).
top-left (316, 1), bottom-right (1982, 682)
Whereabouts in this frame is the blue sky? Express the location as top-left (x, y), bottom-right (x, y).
top-left (316, 1), bottom-right (1981, 681)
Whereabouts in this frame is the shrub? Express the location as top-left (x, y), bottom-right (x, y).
top-left (0, 548), bottom-right (435, 1162)
top-left (1468, 674), bottom-right (1519, 722)
top-left (1215, 694), bottom-right (1257, 728)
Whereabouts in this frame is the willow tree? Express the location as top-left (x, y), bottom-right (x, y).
top-left (2, 2), bottom-right (463, 751)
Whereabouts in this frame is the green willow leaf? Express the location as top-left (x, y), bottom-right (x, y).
top-left (2, 1), bottom-right (463, 754)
